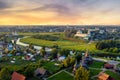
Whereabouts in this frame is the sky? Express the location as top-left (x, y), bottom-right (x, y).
top-left (0, 0), bottom-right (120, 25)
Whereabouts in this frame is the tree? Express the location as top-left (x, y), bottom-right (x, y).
top-left (40, 47), bottom-right (46, 57)
top-left (24, 66), bottom-right (35, 77)
top-left (70, 57), bottom-right (75, 66)
top-left (59, 49), bottom-right (69, 57)
top-left (51, 48), bottom-right (58, 59)
top-left (0, 68), bottom-right (11, 80)
top-left (75, 53), bottom-right (82, 63)
top-left (52, 44), bottom-right (59, 49)
top-left (63, 57), bottom-right (71, 67)
top-left (63, 57), bottom-right (75, 67)
top-left (29, 43), bottom-right (34, 49)
top-left (64, 29), bottom-right (77, 38)
top-left (37, 60), bottom-right (43, 67)
top-left (112, 48), bottom-right (119, 53)
top-left (74, 66), bottom-right (89, 80)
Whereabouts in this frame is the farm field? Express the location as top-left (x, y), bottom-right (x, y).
top-left (20, 37), bottom-right (98, 52)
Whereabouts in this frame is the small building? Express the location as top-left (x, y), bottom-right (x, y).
top-left (74, 30), bottom-right (88, 38)
top-left (11, 72), bottom-right (26, 80)
top-left (8, 43), bottom-right (13, 51)
top-left (82, 50), bottom-right (93, 64)
top-left (25, 54), bottom-right (34, 60)
top-left (104, 63), bottom-right (114, 69)
top-left (97, 72), bottom-right (115, 80)
top-left (0, 42), bottom-right (7, 48)
top-left (34, 68), bottom-right (46, 78)
top-left (106, 60), bottom-right (120, 70)
top-left (58, 56), bottom-right (66, 61)
top-left (81, 61), bottom-right (89, 70)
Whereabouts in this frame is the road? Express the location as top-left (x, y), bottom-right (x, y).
top-left (16, 36), bottom-right (52, 52)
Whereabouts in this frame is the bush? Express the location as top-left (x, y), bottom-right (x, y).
top-left (75, 53), bottom-right (82, 63)
top-left (51, 48), bottom-right (58, 59)
top-left (0, 68), bottom-right (11, 80)
top-left (63, 57), bottom-right (75, 67)
top-left (59, 49), bottom-right (69, 57)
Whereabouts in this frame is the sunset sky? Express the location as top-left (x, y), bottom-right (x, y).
top-left (0, 0), bottom-right (120, 25)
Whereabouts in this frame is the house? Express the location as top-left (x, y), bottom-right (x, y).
top-left (97, 72), bottom-right (115, 80)
top-left (34, 68), bottom-right (46, 78)
top-left (11, 72), bottom-right (26, 80)
top-left (81, 61), bottom-right (89, 70)
top-left (104, 63), bottom-right (114, 69)
top-left (25, 54), bottom-right (34, 60)
top-left (106, 60), bottom-right (120, 70)
top-left (74, 30), bottom-right (88, 38)
top-left (8, 43), bottom-right (13, 51)
top-left (82, 50), bottom-right (93, 64)
top-left (0, 42), bottom-right (7, 48)
top-left (58, 56), bottom-right (66, 61)
top-left (73, 50), bottom-right (92, 73)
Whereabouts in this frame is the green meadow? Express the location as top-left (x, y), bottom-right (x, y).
top-left (20, 37), bottom-right (98, 52)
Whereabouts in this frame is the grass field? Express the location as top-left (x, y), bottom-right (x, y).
top-left (89, 68), bottom-right (102, 80)
top-left (19, 32), bottom-right (99, 52)
top-left (89, 61), bottom-right (105, 68)
top-left (20, 37), bottom-right (98, 52)
top-left (47, 70), bottom-right (74, 80)
top-left (42, 61), bottom-right (60, 73)
top-left (105, 70), bottom-right (120, 80)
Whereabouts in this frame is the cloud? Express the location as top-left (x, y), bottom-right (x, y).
top-left (71, 0), bottom-right (97, 6)
top-left (0, 1), bottom-right (10, 10)
top-left (0, 3), bottom-right (74, 17)
top-left (31, 4), bottom-right (73, 16)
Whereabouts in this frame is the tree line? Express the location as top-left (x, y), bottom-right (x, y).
top-left (32, 34), bottom-right (59, 41)
top-left (96, 40), bottom-right (120, 53)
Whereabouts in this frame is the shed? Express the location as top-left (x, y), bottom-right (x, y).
top-left (34, 68), bottom-right (46, 78)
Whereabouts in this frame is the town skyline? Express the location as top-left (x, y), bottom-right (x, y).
top-left (0, 0), bottom-right (120, 25)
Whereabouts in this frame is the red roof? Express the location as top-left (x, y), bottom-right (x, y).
top-left (11, 72), bottom-right (26, 80)
top-left (98, 72), bottom-right (109, 80)
top-left (104, 63), bottom-right (114, 68)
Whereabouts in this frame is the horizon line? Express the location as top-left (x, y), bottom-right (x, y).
top-left (0, 24), bottom-right (120, 26)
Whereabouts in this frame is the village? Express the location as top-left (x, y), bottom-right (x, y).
top-left (1, 0), bottom-right (120, 79)
top-left (0, 32), bottom-right (120, 80)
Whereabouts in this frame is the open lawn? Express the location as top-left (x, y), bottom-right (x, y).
top-left (47, 70), bottom-right (74, 80)
top-left (89, 68), bottom-right (102, 77)
top-left (105, 70), bottom-right (120, 80)
top-left (42, 61), bottom-right (60, 73)
top-left (89, 61), bottom-right (105, 68)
